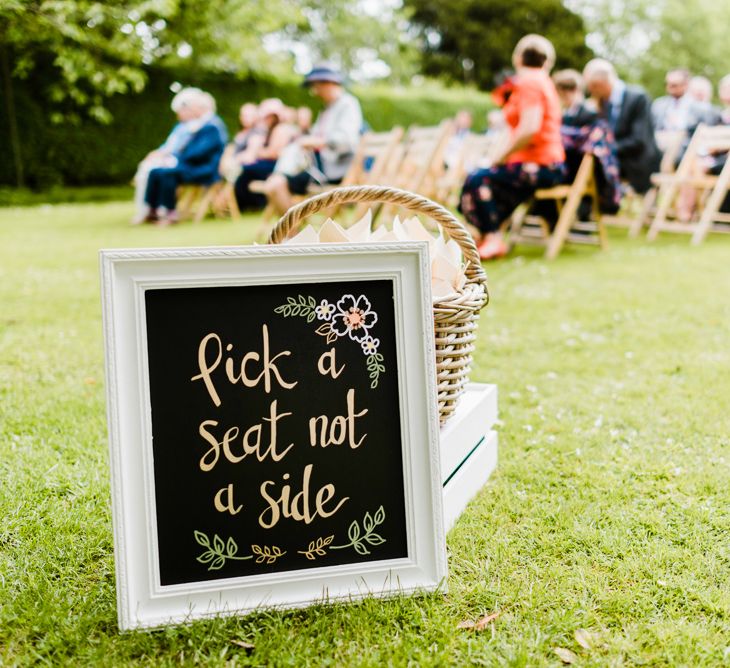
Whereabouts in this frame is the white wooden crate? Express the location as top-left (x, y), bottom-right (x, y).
top-left (439, 383), bottom-right (499, 531)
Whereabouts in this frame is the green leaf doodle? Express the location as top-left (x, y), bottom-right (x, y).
top-left (331, 506), bottom-right (387, 556)
top-left (273, 294), bottom-right (316, 320)
top-left (275, 294), bottom-right (386, 388)
top-left (367, 354), bottom-right (386, 389)
top-left (194, 531), bottom-right (253, 571)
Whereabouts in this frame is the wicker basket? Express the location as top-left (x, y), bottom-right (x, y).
top-left (269, 185), bottom-right (489, 425)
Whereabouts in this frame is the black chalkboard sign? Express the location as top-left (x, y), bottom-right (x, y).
top-left (102, 245), bottom-right (445, 630)
top-left (145, 279), bottom-right (408, 585)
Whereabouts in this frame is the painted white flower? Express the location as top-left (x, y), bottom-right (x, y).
top-left (360, 336), bottom-right (380, 356)
top-left (330, 294), bottom-right (378, 341)
top-left (315, 299), bottom-right (335, 321)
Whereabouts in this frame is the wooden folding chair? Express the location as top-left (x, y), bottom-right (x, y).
top-left (174, 183), bottom-right (226, 222)
top-left (434, 132), bottom-right (506, 208)
top-left (377, 121), bottom-right (454, 221)
top-left (253, 128), bottom-right (405, 238)
top-left (647, 124), bottom-right (730, 242)
top-left (176, 185), bottom-right (201, 219)
top-left (508, 153), bottom-right (607, 260)
top-left (614, 129), bottom-right (687, 236)
top-left (211, 182), bottom-right (241, 220)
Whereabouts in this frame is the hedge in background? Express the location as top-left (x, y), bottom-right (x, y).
top-left (0, 68), bottom-right (490, 190)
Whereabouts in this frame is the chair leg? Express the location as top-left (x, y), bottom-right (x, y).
top-left (545, 157), bottom-right (592, 260)
top-left (223, 183), bottom-right (240, 220)
top-left (254, 203), bottom-right (276, 241)
top-left (177, 186), bottom-right (198, 219)
top-left (193, 185), bottom-right (217, 223)
top-left (631, 188), bottom-right (656, 237)
top-left (692, 163), bottom-right (730, 244)
top-left (506, 202), bottom-right (530, 249)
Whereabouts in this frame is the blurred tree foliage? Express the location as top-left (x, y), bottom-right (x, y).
top-left (570, 0), bottom-right (730, 98)
top-left (404, 0), bottom-right (592, 90)
top-left (0, 0), bottom-right (416, 124)
top-left (297, 0), bottom-right (419, 82)
top-left (0, 66), bottom-right (490, 189)
top-left (0, 0), bottom-right (416, 186)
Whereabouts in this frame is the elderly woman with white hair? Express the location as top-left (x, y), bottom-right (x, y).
top-left (131, 87), bottom-right (204, 224)
top-left (142, 89), bottom-right (228, 225)
top-left (459, 34), bottom-right (566, 259)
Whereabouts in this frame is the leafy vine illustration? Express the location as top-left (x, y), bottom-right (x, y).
top-left (194, 532), bottom-right (286, 570)
top-left (274, 293), bottom-right (386, 388)
top-left (366, 353), bottom-right (385, 389)
top-left (331, 506), bottom-right (386, 556)
top-left (274, 295), bottom-right (317, 322)
top-left (297, 535), bottom-right (335, 561)
top-left (194, 531), bottom-right (252, 571)
top-left (251, 544), bottom-right (286, 564)
top-left (195, 509), bottom-right (387, 571)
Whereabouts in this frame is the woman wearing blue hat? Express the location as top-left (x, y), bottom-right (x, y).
top-left (263, 63), bottom-right (363, 215)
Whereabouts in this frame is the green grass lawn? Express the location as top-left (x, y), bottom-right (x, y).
top-left (1, 201), bottom-right (729, 666)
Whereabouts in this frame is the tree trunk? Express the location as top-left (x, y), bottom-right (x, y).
top-left (1, 44), bottom-right (25, 188)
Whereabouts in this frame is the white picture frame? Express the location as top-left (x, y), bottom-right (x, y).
top-left (100, 243), bottom-right (446, 631)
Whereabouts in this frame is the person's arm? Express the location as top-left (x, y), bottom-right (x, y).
top-left (236, 133), bottom-right (265, 164)
top-left (322, 97), bottom-right (363, 156)
top-left (616, 93), bottom-right (651, 158)
top-left (179, 125), bottom-right (225, 165)
top-left (490, 105), bottom-right (543, 165)
top-left (257, 124), bottom-right (298, 160)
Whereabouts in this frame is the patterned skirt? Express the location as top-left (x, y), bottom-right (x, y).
top-left (459, 162), bottom-right (565, 234)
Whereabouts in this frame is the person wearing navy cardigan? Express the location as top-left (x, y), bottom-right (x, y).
top-left (144, 92), bottom-right (228, 225)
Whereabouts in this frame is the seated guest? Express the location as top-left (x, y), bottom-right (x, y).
top-left (717, 75), bottom-right (730, 126)
top-left (652, 69), bottom-right (702, 133)
top-left (131, 87), bottom-right (202, 224)
top-left (263, 64), bottom-right (363, 216)
top-left (687, 76), bottom-right (722, 126)
top-left (143, 91), bottom-right (228, 226)
top-left (444, 110), bottom-right (474, 169)
top-left (232, 98), bottom-right (299, 210)
top-left (583, 58), bottom-right (659, 194)
top-left (674, 75), bottom-right (730, 221)
top-left (485, 109), bottom-right (506, 138)
top-left (553, 69), bottom-right (597, 127)
top-left (693, 76), bottom-right (730, 175)
top-left (297, 106), bottom-right (313, 134)
top-left (218, 102), bottom-right (262, 183)
top-left (459, 34), bottom-right (565, 259)
top-left (543, 69), bottom-right (621, 220)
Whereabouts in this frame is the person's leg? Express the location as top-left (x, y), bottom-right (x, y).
top-left (460, 164), bottom-right (527, 258)
top-left (156, 170), bottom-right (181, 225)
top-left (264, 173), bottom-right (294, 216)
top-left (145, 168), bottom-right (163, 217)
top-left (133, 161), bottom-right (154, 224)
top-left (235, 160), bottom-right (276, 210)
top-left (459, 167), bottom-right (503, 233)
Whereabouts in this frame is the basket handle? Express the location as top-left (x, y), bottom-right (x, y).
top-left (268, 185), bottom-right (486, 284)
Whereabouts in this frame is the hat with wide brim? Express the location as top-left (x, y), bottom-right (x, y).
top-left (302, 65), bottom-right (345, 87)
top-left (258, 97), bottom-right (286, 120)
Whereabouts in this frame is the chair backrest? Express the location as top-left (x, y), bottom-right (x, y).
top-left (692, 124), bottom-right (730, 155)
top-left (434, 131), bottom-right (506, 206)
top-left (341, 127), bottom-right (405, 188)
top-left (655, 129), bottom-right (686, 174)
top-left (668, 124), bottom-right (730, 181)
top-left (461, 132), bottom-right (506, 173)
top-left (385, 120), bottom-right (454, 197)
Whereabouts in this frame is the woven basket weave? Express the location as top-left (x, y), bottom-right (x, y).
top-left (269, 185), bottom-right (489, 424)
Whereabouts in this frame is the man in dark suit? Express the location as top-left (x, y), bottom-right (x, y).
top-left (583, 59), bottom-right (659, 193)
top-left (144, 91), bottom-right (228, 225)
